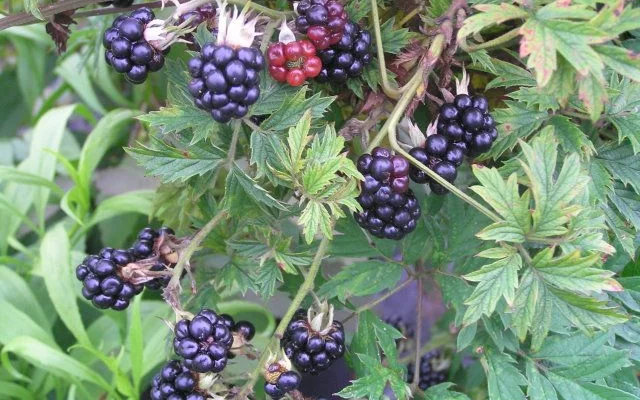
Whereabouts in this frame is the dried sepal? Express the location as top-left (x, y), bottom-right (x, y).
top-left (215, 0), bottom-right (261, 48)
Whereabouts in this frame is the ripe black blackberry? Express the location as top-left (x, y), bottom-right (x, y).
top-left (173, 309), bottom-right (234, 373)
top-left (354, 147), bottom-right (421, 240)
top-left (264, 369), bottom-right (302, 399)
top-left (281, 306), bottom-right (345, 375)
top-left (294, 0), bottom-right (348, 50)
top-left (103, 8), bottom-right (169, 84)
top-left (186, 3), bottom-right (264, 123)
top-left (75, 252), bottom-right (143, 310)
top-left (315, 21), bottom-right (372, 83)
top-left (149, 360), bottom-right (207, 400)
top-left (437, 94), bottom-right (497, 157)
top-left (406, 350), bottom-right (448, 390)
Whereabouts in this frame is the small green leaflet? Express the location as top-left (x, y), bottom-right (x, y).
top-left (606, 79), bottom-right (640, 153)
top-left (463, 247), bottom-right (522, 325)
top-left (261, 88), bottom-right (335, 131)
top-left (223, 163), bottom-right (288, 215)
top-left (316, 260), bottom-right (404, 302)
top-left (482, 348), bottom-right (527, 400)
top-left (421, 383), bottom-right (471, 400)
top-left (126, 137), bottom-right (225, 183)
top-left (348, 311), bottom-right (403, 376)
top-left (379, 18), bottom-right (417, 54)
top-left (337, 354), bottom-right (409, 400)
top-left (597, 143), bottom-right (640, 193)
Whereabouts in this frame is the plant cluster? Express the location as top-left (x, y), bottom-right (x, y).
top-left (1, 0), bottom-right (640, 398)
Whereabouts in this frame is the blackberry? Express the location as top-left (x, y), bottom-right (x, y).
top-left (315, 21), bottom-right (372, 83)
top-left (103, 8), bottom-right (168, 84)
top-left (438, 94), bottom-right (497, 157)
top-left (173, 309), bottom-right (234, 373)
top-left (406, 350), bottom-right (448, 390)
top-left (177, 4), bottom-right (216, 51)
top-left (407, 134), bottom-right (459, 195)
top-left (75, 252), bottom-right (143, 310)
top-left (281, 308), bottom-right (345, 374)
top-left (149, 360), bottom-right (208, 400)
top-left (354, 148), bottom-right (421, 240)
top-left (294, 0), bottom-right (348, 50)
top-left (264, 370), bottom-right (302, 399)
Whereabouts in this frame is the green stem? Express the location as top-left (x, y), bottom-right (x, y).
top-left (164, 210), bottom-right (228, 313)
top-left (398, 6), bottom-right (422, 27)
top-left (236, 235), bottom-right (331, 398)
top-left (369, 0), bottom-right (402, 99)
top-left (343, 278), bottom-right (414, 323)
top-left (458, 27), bottom-right (520, 53)
top-left (366, 69), bottom-right (425, 152)
top-left (411, 267), bottom-right (423, 389)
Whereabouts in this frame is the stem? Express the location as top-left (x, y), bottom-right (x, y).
top-left (343, 278), bottom-right (414, 323)
top-left (227, 0), bottom-right (292, 19)
top-left (236, 235), bottom-right (331, 398)
top-left (369, 0), bottom-right (402, 100)
top-left (366, 68), bottom-right (425, 152)
top-left (398, 6), bottom-right (422, 27)
top-left (0, 0), bottom-right (104, 31)
top-left (227, 121), bottom-right (241, 167)
top-left (412, 270), bottom-right (423, 389)
top-left (458, 27), bottom-right (520, 53)
top-left (163, 210), bottom-right (228, 312)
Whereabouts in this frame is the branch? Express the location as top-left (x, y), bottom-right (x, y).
top-left (235, 235), bottom-right (331, 399)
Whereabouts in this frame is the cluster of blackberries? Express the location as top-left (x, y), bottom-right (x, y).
top-left (173, 309), bottom-right (256, 373)
top-left (315, 20), bottom-right (372, 83)
top-left (267, 40), bottom-right (322, 86)
top-left (264, 367), bottom-right (302, 399)
top-left (187, 44), bottom-right (264, 123)
top-left (150, 360), bottom-right (207, 400)
top-left (294, 0), bottom-right (348, 50)
top-left (409, 94), bottom-right (496, 194)
top-left (103, 8), bottom-right (167, 84)
top-left (281, 309), bottom-right (346, 375)
top-left (407, 350), bottom-right (448, 390)
top-left (354, 147), bottom-right (421, 240)
top-left (75, 227), bottom-right (176, 310)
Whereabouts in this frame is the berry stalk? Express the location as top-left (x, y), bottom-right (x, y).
top-left (458, 27), bottom-right (520, 53)
top-left (163, 209), bottom-right (228, 312)
top-left (368, 0), bottom-right (402, 99)
top-left (236, 234), bottom-right (331, 398)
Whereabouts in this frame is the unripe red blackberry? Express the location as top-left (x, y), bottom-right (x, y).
top-left (103, 8), bottom-right (169, 84)
top-left (173, 309), bottom-right (233, 373)
top-left (315, 20), bottom-right (372, 83)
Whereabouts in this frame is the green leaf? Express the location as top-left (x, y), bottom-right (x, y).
top-left (511, 270), bottom-right (553, 350)
top-left (578, 72), bottom-right (607, 121)
top-left (463, 250), bottom-right (522, 325)
top-left (137, 102), bottom-right (219, 144)
top-left (0, 166), bottom-right (64, 196)
top-left (88, 190), bottom-right (155, 228)
top-left (423, 383), bottom-right (472, 400)
top-left (128, 296), bottom-right (143, 397)
top-left (526, 360), bottom-right (558, 400)
top-left (126, 137), bottom-right (226, 183)
top-left (606, 80), bottom-right (640, 153)
top-left (378, 18), bottom-right (417, 54)
top-left (548, 371), bottom-right (640, 400)
top-left (252, 74), bottom-right (299, 116)
top-left (338, 353), bottom-right (409, 400)
top-left (40, 224), bottom-right (91, 347)
top-left (597, 143), bottom-right (640, 193)
top-left (78, 109), bottom-right (139, 186)
top-left (261, 88), bottom-right (335, 131)
top-left (594, 45), bottom-right (640, 82)
top-left (458, 4), bottom-right (528, 39)
top-left (471, 167), bottom-right (530, 242)
top-left (0, 300), bottom-right (55, 347)
top-left (317, 260), bottom-right (404, 302)
top-left (55, 54), bottom-right (107, 114)
top-left (532, 248), bottom-right (622, 294)
top-left (482, 348), bottom-right (527, 400)
top-left (548, 287), bottom-right (628, 331)
top-left (1, 336), bottom-right (115, 396)
top-left (253, 261), bottom-right (283, 300)
top-left (224, 163), bottom-right (288, 213)
top-left (550, 350), bottom-right (630, 381)
top-left (519, 133), bottom-right (589, 237)
top-left (0, 104), bottom-right (76, 253)
top-left (548, 116), bottom-right (595, 156)
top-left (0, 266), bottom-right (51, 330)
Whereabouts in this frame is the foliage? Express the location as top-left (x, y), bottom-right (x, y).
top-left (0, 0), bottom-right (639, 399)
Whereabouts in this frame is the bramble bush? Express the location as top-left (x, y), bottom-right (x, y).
top-left (0, 0), bottom-right (639, 398)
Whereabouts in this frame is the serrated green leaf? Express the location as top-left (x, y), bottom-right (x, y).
top-left (594, 45), bottom-right (640, 82)
top-left (458, 4), bottom-right (528, 39)
top-left (548, 287), bottom-right (628, 332)
top-left (578, 72), bottom-right (607, 122)
top-left (316, 260), bottom-right (403, 302)
top-left (223, 163), bottom-right (288, 213)
top-left (261, 88), bottom-right (335, 131)
top-left (597, 143), bottom-right (640, 193)
top-left (137, 104), bottom-right (219, 144)
top-left (379, 18), bottom-right (417, 54)
top-left (532, 248), bottom-right (622, 294)
top-left (609, 182), bottom-right (640, 231)
top-left (548, 116), bottom-right (595, 156)
top-left (463, 251), bottom-right (522, 325)
top-left (482, 348), bottom-right (527, 400)
top-left (253, 261), bottom-right (283, 300)
top-left (252, 73), bottom-right (299, 115)
top-left (548, 371), bottom-right (640, 400)
top-left (526, 360), bottom-right (558, 400)
top-left (422, 383), bottom-right (471, 400)
top-left (550, 350), bottom-right (630, 381)
top-left (511, 270), bottom-right (552, 350)
top-left (126, 137), bottom-right (225, 183)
